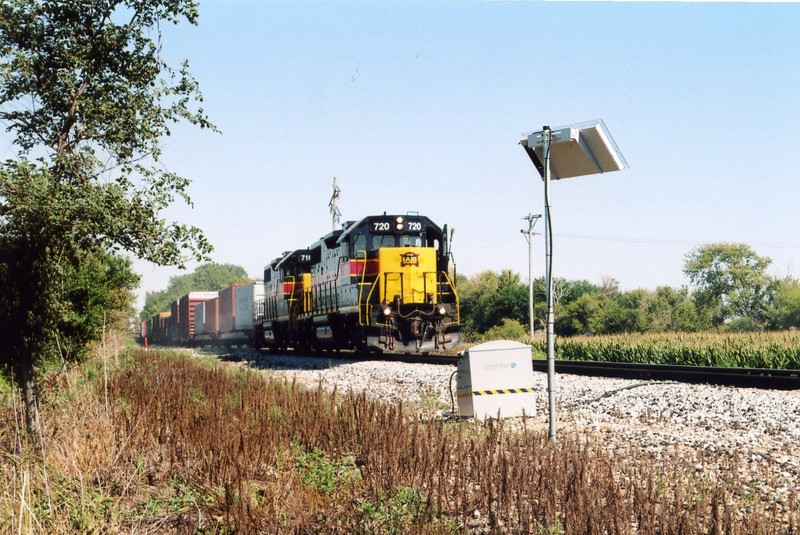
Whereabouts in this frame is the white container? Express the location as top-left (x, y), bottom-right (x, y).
top-left (456, 340), bottom-right (536, 419)
top-left (233, 282), bottom-right (265, 330)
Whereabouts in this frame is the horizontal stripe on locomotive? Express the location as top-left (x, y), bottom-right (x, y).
top-left (456, 387), bottom-right (535, 399)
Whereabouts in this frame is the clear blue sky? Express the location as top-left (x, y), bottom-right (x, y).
top-left (135, 1), bottom-right (800, 311)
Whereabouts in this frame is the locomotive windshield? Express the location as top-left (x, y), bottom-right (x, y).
top-left (367, 234), bottom-right (423, 249)
top-left (339, 214), bottom-right (445, 256)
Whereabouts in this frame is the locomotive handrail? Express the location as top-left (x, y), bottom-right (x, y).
top-left (356, 249), bottom-right (368, 326)
top-left (439, 270), bottom-right (460, 324)
top-left (310, 279), bottom-right (338, 315)
top-left (362, 273), bottom-right (381, 327)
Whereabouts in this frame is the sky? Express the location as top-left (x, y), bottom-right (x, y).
top-left (133, 1), bottom-right (800, 312)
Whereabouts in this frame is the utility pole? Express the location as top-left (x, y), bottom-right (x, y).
top-left (521, 213), bottom-right (541, 340)
top-left (329, 176), bottom-right (342, 231)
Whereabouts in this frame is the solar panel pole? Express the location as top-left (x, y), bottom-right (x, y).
top-left (520, 120), bottom-right (628, 444)
top-left (542, 126), bottom-right (558, 443)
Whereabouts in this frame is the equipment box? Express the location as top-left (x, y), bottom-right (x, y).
top-left (456, 340), bottom-right (536, 419)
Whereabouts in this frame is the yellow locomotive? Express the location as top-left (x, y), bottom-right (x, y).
top-left (255, 213), bottom-right (460, 353)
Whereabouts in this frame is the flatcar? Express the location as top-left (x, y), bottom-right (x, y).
top-left (254, 213), bottom-right (460, 354)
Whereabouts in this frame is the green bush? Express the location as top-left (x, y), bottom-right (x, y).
top-left (483, 318), bottom-right (528, 341)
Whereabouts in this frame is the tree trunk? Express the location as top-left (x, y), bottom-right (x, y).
top-left (19, 353), bottom-right (40, 440)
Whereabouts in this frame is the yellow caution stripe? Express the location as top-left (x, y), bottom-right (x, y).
top-left (457, 387), bottom-right (535, 399)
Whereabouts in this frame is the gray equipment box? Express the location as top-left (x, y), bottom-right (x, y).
top-left (456, 340), bottom-right (536, 419)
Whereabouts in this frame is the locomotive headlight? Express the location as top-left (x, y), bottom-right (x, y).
top-left (438, 306), bottom-right (447, 316)
top-left (395, 216), bottom-right (404, 230)
top-left (383, 306), bottom-right (393, 316)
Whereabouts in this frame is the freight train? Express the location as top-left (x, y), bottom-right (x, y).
top-left (142, 213), bottom-right (461, 354)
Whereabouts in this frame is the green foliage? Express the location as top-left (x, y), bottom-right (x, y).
top-left (54, 249), bottom-right (139, 363)
top-left (135, 477), bottom-right (215, 518)
top-left (357, 485), bottom-right (428, 534)
top-left (484, 318), bottom-right (528, 341)
top-left (458, 269), bottom-right (529, 335)
top-left (538, 522), bottom-right (566, 535)
top-left (293, 441), bottom-right (361, 495)
top-left (0, 0), bottom-right (215, 266)
top-left (0, 0), bottom-right (215, 426)
top-left (767, 277), bottom-right (800, 330)
top-left (53, 475), bottom-right (116, 532)
top-left (457, 258), bottom-right (799, 339)
top-left (557, 292), bottom-right (600, 336)
top-left (554, 283), bottom-right (702, 336)
top-left (683, 243), bottom-right (775, 328)
top-left (141, 263), bottom-right (250, 319)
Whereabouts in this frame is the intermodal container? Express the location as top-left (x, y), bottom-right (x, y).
top-left (234, 282), bottom-right (265, 330)
top-left (194, 302), bottom-right (206, 334)
top-left (170, 301), bottom-right (179, 342)
top-left (178, 292), bottom-right (218, 341)
top-left (218, 284), bottom-right (243, 333)
top-left (204, 298), bottom-right (219, 334)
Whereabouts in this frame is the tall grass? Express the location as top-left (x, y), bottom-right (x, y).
top-left (531, 331), bottom-right (800, 368)
top-left (1, 349), bottom-right (797, 533)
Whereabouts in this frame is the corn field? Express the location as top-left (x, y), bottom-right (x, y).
top-left (531, 331), bottom-right (800, 368)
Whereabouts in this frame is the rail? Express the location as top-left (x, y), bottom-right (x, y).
top-left (529, 360), bottom-right (800, 390)
top-left (298, 352), bottom-right (799, 390)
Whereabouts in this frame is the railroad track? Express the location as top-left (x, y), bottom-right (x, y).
top-left (377, 353), bottom-right (800, 390)
top-left (529, 360), bottom-right (800, 390)
top-left (227, 348), bottom-right (800, 390)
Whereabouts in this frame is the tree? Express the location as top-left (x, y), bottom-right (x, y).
top-left (458, 269), bottom-right (529, 336)
top-left (557, 292), bottom-right (600, 336)
top-left (0, 0), bottom-right (214, 433)
top-left (141, 263), bottom-right (250, 319)
top-left (767, 277), bottom-right (800, 330)
top-left (594, 289), bottom-right (649, 334)
top-left (683, 243), bottom-right (775, 329)
top-left (458, 270), bottom-right (501, 336)
top-left (486, 270), bottom-right (529, 330)
top-left (552, 279), bottom-right (599, 335)
top-left (53, 249), bottom-right (140, 363)
top-left (644, 286), bottom-right (703, 332)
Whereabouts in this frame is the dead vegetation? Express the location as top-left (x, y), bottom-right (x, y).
top-left (1, 349), bottom-right (797, 533)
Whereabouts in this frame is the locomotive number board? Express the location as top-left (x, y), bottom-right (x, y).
top-left (368, 215), bottom-right (424, 235)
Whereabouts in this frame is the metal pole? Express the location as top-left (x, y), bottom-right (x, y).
top-left (543, 126), bottom-right (557, 443)
top-left (521, 214), bottom-right (540, 340)
top-left (528, 221), bottom-right (534, 339)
